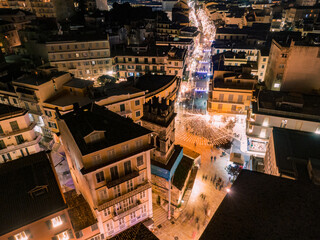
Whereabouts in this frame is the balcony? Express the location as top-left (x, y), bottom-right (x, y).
top-left (0, 134), bottom-right (41, 155)
top-left (98, 182), bottom-right (152, 211)
top-left (0, 122), bottom-right (37, 138)
top-left (112, 200), bottom-right (144, 221)
top-left (209, 99), bottom-right (245, 105)
top-left (117, 109), bottom-right (132, 118)
top-left (106, 168), bottom-right (140, 189)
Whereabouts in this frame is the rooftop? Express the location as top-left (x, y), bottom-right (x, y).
top-left (44, 91), bottom-right (92, 108)
top-left (151, 145), bottom-right (183, 171)
top-left (109, 222), bottom-right (159, 240)
top-left (129, 74), bottom-right (176, 94)
top-left (64, 190), bottom-right (97, 232)
top-left (64, 78), bottom-right (94, 89)
top-left (112, 45), bottom-right (170, 57)
top-left (13, 71), bottom-right (69, 86)
top-left (172, 155), bottom-right (194, 190)
top-left (0, 103), bottom-right (26, 119)
top-left (200, 170), bottom-right (320, 240)
top-left (0, 151), bottom-right (67, 235)
top-left (60, 103), bottom-right (152, 156)
top-left (272, 127), bottom-right (320, 180)
top-left (253, 90), bottom-right (320, 122)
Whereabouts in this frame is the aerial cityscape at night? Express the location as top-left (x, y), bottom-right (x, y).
top-left (0, 0), bottom-right (319, 239)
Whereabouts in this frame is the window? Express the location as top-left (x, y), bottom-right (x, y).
top-left (51, 216), bottom-right (63, 227)
top-left (122, 144), bottom-right (129, 153)
top-left (110, 166), bottom-right (119, 180)
top-left (135, 100), bottom-right (140, 106)
top-left (152, 58), bottom-right (156, 64)
top-left (0, 140), bottom-right (5, 150)
top-left (263, 58), bottom-right (266, 62)
top-left (280, 120), bottom-right (287, 128)
top-left (119, 217), bottom-right (125, 227)
top-left (14, 231), bottom-right (29, 240)
top-left (106, 222), bottom-right (113, 232)
top-left (107, 149), bottom-right (115, 159)
top-left (130, 212), bottom-right (136, 220)
top-left (144, 58), bottom-right (148, 63)
top-left (75, 44), bottom-right (78, 49)
top-left (228, 94), bottom-right (234, 102)
top-left (261, 65), bottom-right (265, 69)
top-left (48, 122), bottom-right (57, 129)
top-left (237, 95), bottom-right (243, 103)
top-left (137, 156), bottom-right (143, 166)
top-left (141, 204), bottom-right (147, 213)
top-left (231, 105), bottom-right (236, 111)
top-left (140, 190), bottom-right (146, 199)
top-left (96, 171), bottom-right (105, 183)
top-left (45, 110), bottom-right (52, 117)
top-left (135, 110), bottom-right (141, 117)
top-left (92, 155), bottom-right (101, 165)
top-left (104, 207), bottom-right (111, 217)
top-left (175, 62), bottom-right (178, 66)
top-left (139, 172), bottom-right (145, 183)
top-left (124, 161), bottom-right (132, 175)
top-left (152, 66), bottom-right (157, 71)
top-left (15, 135), bottom-right (24, 144)
top-left (120, 104), bottom-right (125, 112)
top-left (10, 121), bottom-right (19, 131)
top-left (219, 94), bottom-right (224, 101)
top-left (75, 53), bottom-right (79, 57)
top-left (281, 53), bottom-right (287, 58)
top-left (218, 104), bottom-right (223, 110)
top-left (113, 185), bottom-right (121, 197)
top-left (136, 139), bottom-right (142, 148)
top-left (91, 223), bottom-right (98, 231)
top-left (247, 95), bottom-right (251, 100)
top-left (75, 231), bottom-right (83, 239)
top-left (13, 98), bottom-right (17, 104)
top-left (127, 179), bottom-right (134, 192)
top-left (90, 133), bottom-right (100, 143)
top-left (56, 230), bottom-right (72, 240)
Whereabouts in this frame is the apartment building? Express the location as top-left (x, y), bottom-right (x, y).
top-left (0, 151), bottom-right (75, 240)
top-left (264, 127), bottom-right (320, 181)
top-left (166, 47), bottom-right (187, 78)
top-left (0, 104), bottom-right (42, 163)
top-left (246, 90), bottom-right (320, 154)
top-left (264, 37), bottom-right (320, 93)
top-left (94, 85), bottom-right (145, 125)
top-left (42, 78), bottom-right (93, 133)
top-left (57, 103), bottom-right (154, 239)
top-left (208, 70), bottom-right (257, 114)
top-left (46, 36), bottom-right (112, 79)
top-left (12, 69), bottom-right (73, 136)
top-left (112, 45), bottom-right (168, 80)
top-left (257, 49), bottom-right (269, 83)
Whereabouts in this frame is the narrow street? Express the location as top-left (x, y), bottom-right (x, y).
top-left (152, 2), bottom-right (232, 240)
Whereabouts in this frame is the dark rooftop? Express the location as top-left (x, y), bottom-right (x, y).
top-left (64, 78), bottom-right (94, 89)
top-left (13, 71), bottom-right (69, 86)
top-left (60, 103), bottom-right (152, 156)
top-left (0, 151), bottom-right (67, 235)
top-left (0, 103), bottom-right (26, 119)
top-left (172, 155), bottom-right (194, 190)
top-left (151, 145), bottom-right (183, 171)
top-left (200, 170), bottom-right (320, 240)
top-left (129, 74), bottom-right (176, 94)
top-left (64, 190), bottom-right (97, 232)
top-left (253, 90), bottom-right (320, 122)
top-left (272, 127), bottom-right (320, 180)
top-left (109, 222), bottom-right (159, 240)
top-left (112, 44), bottom-right (170, 57)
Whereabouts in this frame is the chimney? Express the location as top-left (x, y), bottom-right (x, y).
top-left (55, 107), bottom-right (62, 119)
top-left (73, 102), bottom-right (80, 112)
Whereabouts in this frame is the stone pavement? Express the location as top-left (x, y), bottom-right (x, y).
top-left (152, 119), bottom-right (231, 240)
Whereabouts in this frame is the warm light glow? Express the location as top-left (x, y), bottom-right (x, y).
top-left (51, 216), bottom-right (63, 228)
top-left (14, 232), bottom-right (28, 240)
top-left (226, 188), bottom-right (231, 193)
top-left (57, 231), bottom-right (69, 240)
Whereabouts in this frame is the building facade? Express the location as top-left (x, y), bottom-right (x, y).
top-left (47, 38), bottom-right (112, 79)
top-left (0, 104), bottom-right (42, 163)
top-left (57, 103), bottom-right (154, 239)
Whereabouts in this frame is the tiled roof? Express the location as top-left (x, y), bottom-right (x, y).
top-left (110, 222), bottom-right (159, 240)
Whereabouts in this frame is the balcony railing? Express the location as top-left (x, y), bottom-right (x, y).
top-left (106, 168), bottom-right (140, 189)
top-left (0, 134), bottom-right (41, 155)
top-left (0, 122), bottom-right (36, 138)
top-left (98, 182), bottom-right (152, 211)
top-left (112, 200), bottom-right (145, 221)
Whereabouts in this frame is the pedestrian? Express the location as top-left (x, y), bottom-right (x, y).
top-left (214, 156), bottom-right (216, 162)
top-left (211, 156), bottom-right (213, 163)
